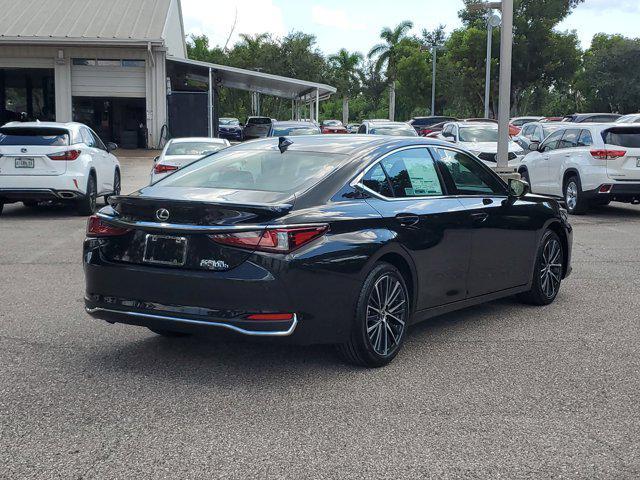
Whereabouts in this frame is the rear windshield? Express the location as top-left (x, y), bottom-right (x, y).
top-left (157, 148), bottom-right (348, 194)
top-left (459, 127), bottom-right (498, 142)
top-left (272, 126), bottom-right (320, 136)
top-left (247, 118), bottom-right (271, 125)
top-left (370, 126), bottom-right (417, 137)
top-left (219, 118), bottom-right (239, 126)
top-left (166, 142), bottom-right (226, 156)
top-left (0, 128), bottom-right (69, 146)
top-left (603, 128), bottom-right (640, 148)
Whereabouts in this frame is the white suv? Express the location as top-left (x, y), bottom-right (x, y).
top-left (0, 122), bottom-right (120, 216)
top-left (518, 123), bottom-right (640, 214)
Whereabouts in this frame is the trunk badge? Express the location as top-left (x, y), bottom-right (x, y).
top-left (155, 208), bottom-right (170, 221)
top-left (200, 259), bottom-right (229, 271)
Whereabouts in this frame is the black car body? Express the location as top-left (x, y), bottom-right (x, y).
top-left (84, 136), bottom-right (572, 366)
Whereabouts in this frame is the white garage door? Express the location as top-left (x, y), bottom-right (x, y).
top-left (71, 58), bottom-right (145, 97)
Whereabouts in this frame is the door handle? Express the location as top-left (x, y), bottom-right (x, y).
top-left (395, 213), bottom-right (420, 227)
top-left (470, 212), bottom-right (489, 223)
top-left (482, 198), bottom-right (493, 205)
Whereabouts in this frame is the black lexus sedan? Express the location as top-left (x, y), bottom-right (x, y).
top-left (84, 135), bottom-right (572, 367)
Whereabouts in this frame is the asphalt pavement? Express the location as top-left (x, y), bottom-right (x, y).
top-left (1, 156), bottom-right (638, 479)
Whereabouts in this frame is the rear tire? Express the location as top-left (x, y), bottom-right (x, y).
top-left (337, 262), bottom-right (410, 368)
top-left (0, 202), bottom-right (4, 216)
top-left (76, 174), bottom-right (97, 216)
top-left (104, 169), bottom-right (121, 204)
top-left (517, 230), bottom-right (564, 306)
top-left (520, 169), bottom-right (530, 185)
top-left (148, 327), bottom-right (191, 338)
top-left (564, 175), bottom-right (588, 215)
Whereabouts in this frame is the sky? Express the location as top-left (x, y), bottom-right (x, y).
top-left (181, 0), bottom-right (640, 56)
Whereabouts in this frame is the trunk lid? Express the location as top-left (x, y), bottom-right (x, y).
top-left (602, 127), bottom-right (640, 181)
top-left (101, 189), bottom-right (294, 271)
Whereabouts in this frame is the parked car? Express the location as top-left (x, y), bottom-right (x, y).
top-left (321, 120), bottom-right (348, 134)
top-left (540, 117), bottom-right (564, 123)
top-left (357, 121), bottom-right (418, 137)
top-left (218, 118), bottom-right (243, 141)
top-left (513, 122), bottom-right (565, 150)
top-left (463, 118), bottom-right (520, 136)
top-left (615, 113), bottom-right (640, 124)
top-left (510, 116), bottom-right (544, 127)
top-left (0, 121), bottom-right (120, 216)
top-left (268, 121), bottom-right (321, 136)
top-left (84, 135), bottom-right (572, 367)
top-left (517, 123), bottom-right (640, 214)
top-left (150, 137), bottom-right (229, 183)
top-left (422, 121), bottom-right (449, 138)
top-left (408, 116), bottom-right (458, 136)
top-left (346, 123), bottom-right (361, 134)
top-left (562, 113), bottom-right (622, 123)
top-left (243, 116), bottom-right (273, 139)
top-left (437, 122), bottom-right (524, 167)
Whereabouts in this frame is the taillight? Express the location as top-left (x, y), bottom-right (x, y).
top-left (419, 128), bottom-right (434, 136)
top-left (48, 149), bottom-right (81, 161)
top-left (154, 163), bottom-right (179, 174)
top-left (246, 313), bottom-right (294, 321)
top-left (590, 149), bottom-right (626, 160)
top-left (209, 225), bottom-right (329, 253)
top-left (598, 184), bottom-right (613, 193)
top-left (86, 215), bottom-right (131, 237)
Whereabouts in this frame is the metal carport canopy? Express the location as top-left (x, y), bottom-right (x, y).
top-left (167, 57), bottom-right (336, 101)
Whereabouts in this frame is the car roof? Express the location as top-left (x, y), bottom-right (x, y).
top-left (451, 121), bottom-right (497, 128)
top-left (2, 121), bottom-right (84, 131)
top-left (230, 134), bottom-right (452, 156)
top-left (169, 137), bottom-right (228, 144)
top-left (272, 121), bottom-right (319, 127)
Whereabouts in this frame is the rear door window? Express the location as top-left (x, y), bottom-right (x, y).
top-left (377, 148), bottom-right (444, 198)
top-left (81, 128), bottom-right (96, 147)
top-left (541, 130), bottom-right (564, 152)
top-left (558, 129), bottom-right (580, 149)
top-left (362, 163), bottom-right (394, 197)
top-left (433, 148), bottom-right (506, 196)
top-left (577, 129), bottom-right (593, 147)
top-left (602, 128), bottom-right (640, 147)
top-left (0, 128), bottom-right (69, 146)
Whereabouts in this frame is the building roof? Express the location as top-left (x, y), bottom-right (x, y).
top-left (167, 57), bottom-right (336, 101)
top-left (0, 0), bottom-right (172, 44)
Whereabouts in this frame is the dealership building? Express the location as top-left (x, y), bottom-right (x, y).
top-left (0, 0), bottom-right (335, 148)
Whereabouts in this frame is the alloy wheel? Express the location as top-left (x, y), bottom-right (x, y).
top-left (366, 274), bottom-right (407, 356)
top-left (88, 178), bottom-right (97, 212)
top-left (540, 238), bottom-right (562, 299)
top-left (114, 172), bottom-right (121, 196)
top-left (565, 181), bottom-right (578, 211)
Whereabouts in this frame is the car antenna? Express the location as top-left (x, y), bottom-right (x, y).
top-left (278, 136), bottom-right (293, 154)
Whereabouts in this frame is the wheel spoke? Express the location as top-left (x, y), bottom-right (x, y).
top-left (387, 299), bottom-right (406, 313)
top-left (386, 311), bottom-right (405, 326)
top-left (385, 322), bottom-right (398, 345)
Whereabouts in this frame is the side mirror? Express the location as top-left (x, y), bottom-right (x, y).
top-left (508, 178), bottom-right (530, 198)
top-left (528, 141), bottom-right (540, 152)
top-left (106, 142), bottom-right (118, 152)
top-left (153, 155), bottom-right (160, 162)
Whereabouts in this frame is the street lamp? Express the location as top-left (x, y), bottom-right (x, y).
top-left (469, 0), bottom-right (514, 175)
top-left (484, 13), bottom-right (501, 119)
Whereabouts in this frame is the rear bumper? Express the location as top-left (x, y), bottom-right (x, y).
top-left (0, 188), bottom-right (83, 203)
top-left (219, 130), bottom-right (243, 140)
top-left (586, 183), bottom-right (640, 203)
top-left (83, 239), bottom-right (360, 344)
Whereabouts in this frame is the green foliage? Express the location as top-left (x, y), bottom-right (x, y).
top-left (185, 0), bottom-right (634, 123)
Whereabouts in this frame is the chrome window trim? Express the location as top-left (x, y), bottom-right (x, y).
top-left (86, 307), bottom-right (298, 337)
top-left (350, 144), bottom-right (508, 202)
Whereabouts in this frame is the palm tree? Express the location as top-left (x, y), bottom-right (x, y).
top-left (328, 49), bottom-right (363, 124)
top-left (368, 20), bottom-right (414, 121)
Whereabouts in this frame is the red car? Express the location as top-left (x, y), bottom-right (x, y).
top-left (321, 120), bottom-right (348, 134)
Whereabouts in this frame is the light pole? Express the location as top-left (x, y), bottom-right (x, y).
top-left (468, 0), bottom-right (514, 175)
top-left (484, 13), bottom-right (501, 119)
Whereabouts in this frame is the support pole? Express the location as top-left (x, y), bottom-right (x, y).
top-left (496, 0), bottom-right (513, 171)
top-left (431, 46), bottom-right (437, 116)
top-left (484, 22), bottom-right (493, 119)
top-left (207, 67), bottom-right (213, 137)
top-left (315, 89), bottom-right (319, 123)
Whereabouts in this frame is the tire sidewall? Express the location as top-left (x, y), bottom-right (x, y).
top-left (564, 175), bottom-right (586, 214)
top-left (353, 263), bottom-right (410, 367)
top-left (531, 230), bottom-right (563, 304)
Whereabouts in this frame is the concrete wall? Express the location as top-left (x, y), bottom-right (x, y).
top-left (0, 44), bottom-right (167, 147)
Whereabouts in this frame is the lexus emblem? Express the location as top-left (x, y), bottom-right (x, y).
top-left (155, 208), bottom-right (170, 221)
top-left (21, 147), bottom-right (27, 153)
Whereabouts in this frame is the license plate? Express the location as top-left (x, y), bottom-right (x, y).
top-left (636, 158), bottom-right (640, 167)
top-left (15, 157), bottom-right (34, 168)
top-left (143, 235), bottom-right (188, 266)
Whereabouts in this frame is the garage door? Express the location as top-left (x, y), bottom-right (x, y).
top-left (71, 58), bottom-right (145, 97)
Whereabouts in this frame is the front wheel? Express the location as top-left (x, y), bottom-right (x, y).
top-left (337, 263), bottom-right (410, 367)
top-left (517, 230), bottom-right (564, 306)
top-left (564, 175), bottom-right (588, 215)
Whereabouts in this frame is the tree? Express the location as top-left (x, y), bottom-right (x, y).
top-left (579, 34), bottom-right (640, 113)
top-left (328, 49), bottom-right (363, 124)
top-left (369, 20), bottom-right (414, 121)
